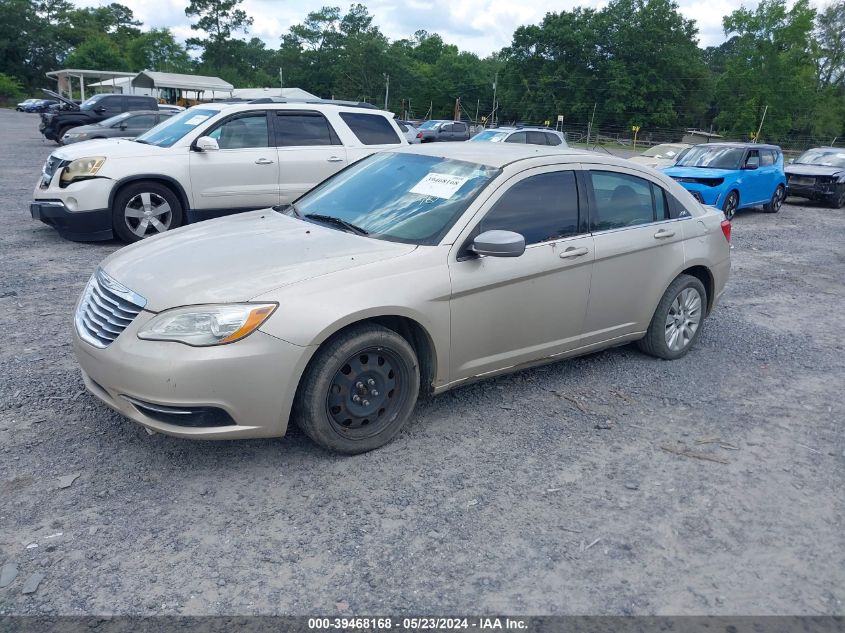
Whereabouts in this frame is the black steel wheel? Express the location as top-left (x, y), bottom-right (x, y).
top-left (764, 185), bottom-right (785, 213)
top-left (294, 324), bottom-right (420, 454)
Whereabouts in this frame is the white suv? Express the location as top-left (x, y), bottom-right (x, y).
top-left (30, 100), bottom-right (407, 243)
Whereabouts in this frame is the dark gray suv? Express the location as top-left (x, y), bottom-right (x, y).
top-left (417, 120), bottom-right (470, 142)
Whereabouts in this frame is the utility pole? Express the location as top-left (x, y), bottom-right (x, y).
top-left (475, 98), bottom-right (479, 126)
top-left (492, 71), bottom-right (498, 127)
top-left (586, 103), bottom-right (597, 146)
top-left (754, 105), bottom-right (768, 143)
top-left (279, 67), bottom-right (283, 91)
top-left (384, 74), bottom-right (390, 111)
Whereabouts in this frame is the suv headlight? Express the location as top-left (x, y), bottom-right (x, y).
top-left (60, 156), bottom-right (106, 185)
top-left (137, 303), bottom-right (277, 346)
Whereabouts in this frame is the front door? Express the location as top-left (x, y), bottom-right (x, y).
top-left (189, 111), bottom-right (280, 213)
top-left (448, 167), bottom-right (594, 382)
top-left (272, 110), bottom-right (348, 204)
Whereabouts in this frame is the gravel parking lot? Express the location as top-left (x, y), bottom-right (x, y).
top-left (0, 108), bottom-right (843, 616)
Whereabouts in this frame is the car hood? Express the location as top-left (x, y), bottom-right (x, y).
top-left (785, 164), bottom-right (845, 177)
top-left (99, 211), bottom-right (417, 312)
top-left (42, 89), bottom-right (78, 109)
top-left (52, 138), bottom-right (165, 161)
top-left (663, 166), bottom-right (732, 179)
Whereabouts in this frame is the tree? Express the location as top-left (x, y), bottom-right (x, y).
top-left (0, 72), bottom-right (25, 102)
top-left (185, 0), bottom-right (254, 72)
top-left (814, 0), bottom-right (845, 88)
top-left (127, 28), bottom-right (193, 73)
top-left (63, 33), bottom-right (128, 70)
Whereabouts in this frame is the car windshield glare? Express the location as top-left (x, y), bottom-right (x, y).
top-left (642, 144), bottom-right (679, 158)
top-left (135, 108), bottom-right (219, 147)
top-left (795, 149), bottom-right (845, 168)
top-left (675, 146), bottom-right (745, 170)
top-left (79, 94), bottom-right (107, 111)
top-left (419, 121), bottom-right (440, 129)
top-left (294, 152), bottom-right (500, 245)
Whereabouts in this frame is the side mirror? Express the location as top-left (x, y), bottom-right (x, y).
top-left (118, 123), bottom-right (128, 130)
top-left (788, 158), bottom-right (795, 164)
top-left (470, 230), bottom-right (526, 258)
top-left (94, 106), bottom-right (106, 113)
top-left (194, 136), bottom-right (219, 152)
top-left (743, 161), bottom-right (759, 170)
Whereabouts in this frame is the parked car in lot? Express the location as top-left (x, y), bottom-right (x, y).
top-left (61, 111), bottom-right (174, 145)
top-left (469, 127), bottom-right (568, 147)
top-left (31, 100), bottom-right (406, 242)
top-left (39, 91), bottom-right (159, 143)
top-left (784, 147), bottom-right (845, 208)
top-left (663, 143), bottom-right (786, 220)
top-left (21, 99), bottom-right (58, 113)
top-left (71, 143), bottom-right (730, 453)
top-left (628, 143), bottom-right (692, 169)
top-left (417, 119), bottom-right (470, 142)
top-left (16, 98), bottom-right (40, 111)
top-left (157, 104), bottom-right (185, 114)
top-left (396, 120), bottom-right (421, 144)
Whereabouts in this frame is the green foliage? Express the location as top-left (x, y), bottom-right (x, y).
top-left (0, 72), bottom-right (25, 102)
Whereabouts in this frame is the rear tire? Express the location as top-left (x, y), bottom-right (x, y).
top-left (722, 191), bottom-right (739, 220)
top-left (637, 274), bottom-right (707, 360)
top-left (111, 181), bottom-right (183, 243)
top-left (293, 324), bottom-right (420, 454)
top-left (763, 184), bottom-right (785, 213)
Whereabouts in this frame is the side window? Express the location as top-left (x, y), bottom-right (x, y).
top-left (454, 123), bottom-right (467, 134)
top-left (505, 131), bottom-right (527, 144)
top-left (339, 112), bottom-right (402, 145)
top-left (101, 96), bottom-right (122, 112)
top-left (761, 150), bottom-right (775, 166)
top-left (480, 171), bottom-right (580, 245)
top-left (274, 112), bottom-right (339, 146)
top-left (127, 114), bottom-right (156, 128)
top-left (652, 183), bottom-right (668, 220)
top-left (526, 131), bottom-right (547, 145)
top-left (545, 133), bottom-right (562, 146)
top-left (745, 150), bottom-right (760, 168)
top-left (208, 112), bottom-right (269, 149)
top-left (589, 171), bottom-right (658, 231)
top-left (127, 97), bottom-right (152, 110)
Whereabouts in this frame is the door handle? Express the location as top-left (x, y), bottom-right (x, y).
top-left (255, 158), bottom-right (274, 165)
top-left (654, 229), bottom-right (675, 239)
top-left (559, 247), bottom-right (589, 259)
top-left (327, 156), bottom-right (344, 163)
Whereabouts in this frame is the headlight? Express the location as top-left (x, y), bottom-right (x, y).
top-left (137, 303), bottom-right (277, 346)
top-left (65, 132), bottom-right (86, 139)
top-left (60, 156), bottom-right (106, 184)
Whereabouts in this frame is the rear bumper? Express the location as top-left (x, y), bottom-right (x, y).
top-left (30, 200), bottom-right (112, 241)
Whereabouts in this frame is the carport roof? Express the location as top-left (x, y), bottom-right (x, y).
top-left (46, 69), bottom-right (136, 80)
top-left (131, 71), bottom-right (233, 93)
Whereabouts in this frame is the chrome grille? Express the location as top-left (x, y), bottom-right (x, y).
top-left (41, 155), bottom-right (66, 187)
top-left (75, 269), bottom-right (147, 348)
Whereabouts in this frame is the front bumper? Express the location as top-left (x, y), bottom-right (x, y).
top-left (72, 310), bottom-right (316, 439)
top-left (675, 183), bottom-right (725, 207)
top-left (786, 180), bottom-right (838, 200)
top-left (32, 174), bottom-right (115, 241)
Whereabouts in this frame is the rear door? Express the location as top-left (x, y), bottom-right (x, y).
top-left (189, 110), bottom-right (280, 211)
top-left (121, 112), bottom-right (158, 136)
top-left (337, 111), bottom-right (405, 163)
top-left (581, 166), bottom-right (688, 346)
top-left (273, 110), bottom-right (347, 203)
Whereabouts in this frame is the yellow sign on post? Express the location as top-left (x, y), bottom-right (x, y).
top-left (632, 125), bottom-right (641, 150)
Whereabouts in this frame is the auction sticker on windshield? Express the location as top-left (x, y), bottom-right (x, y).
top-left (411, 173), bottom-right (470, 199)
top-left (185, 115), bottom-right (211, 126)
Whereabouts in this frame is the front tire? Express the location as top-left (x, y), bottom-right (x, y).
top-left (828, 185), bottom-right (845, 209)
top-left (764, 185), bottom-right (785, 213)
top-left (111, 181), bottom-right (183, 243)
top-left (722, 191), bottom-right (739, 220)
top-left (294, 324), bottom-right (420, 454)
top-left (637, 274), bottom-right (707, 360)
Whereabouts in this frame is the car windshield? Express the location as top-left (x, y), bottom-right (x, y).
top-left (675, 146), bottom-right (745, 170)
top-left (470, 130), bottom-right (509, 143)
top-left (418, 121), bottom-right (440, 130)
top-left (642, 144), bottom-right (683, 158)
top-left (294, 152), bottom-right (500, 245)
top-left (794, 149), bottom-right (845, 168)
top-left (134, 108), bottom-right (219, 148)
top-left (97, 112), bottom-right (132, 127)
top-left (79, 94), bottom-right (109, 111)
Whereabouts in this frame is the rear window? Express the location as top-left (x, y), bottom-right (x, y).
top-left (339, 113), bottom-right (401, 145)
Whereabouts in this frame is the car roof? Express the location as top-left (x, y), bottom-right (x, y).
top-left (188, 101), bottom-right (396, 117)
top-left (697, 142), bottom-right (781, 150)
top-left (392, 143), bottom-right (607, 168)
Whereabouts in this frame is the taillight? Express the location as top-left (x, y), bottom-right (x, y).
top-left (720, 219), bottom-right (731, 242)
top-left (416, 132), bottom-right (422, 138)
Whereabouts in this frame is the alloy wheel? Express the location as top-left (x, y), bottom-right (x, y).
top-left (665, 287), bottom-right (703, 352)
top-left (124, 192), bottom-right (173, 238)
top-left (723, 192), bottom-right (738, 220)
top-left (772, 186), bottom-right (784, 212)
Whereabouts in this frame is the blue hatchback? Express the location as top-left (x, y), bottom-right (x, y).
top-left (663, 143), bottom-right (786, 219)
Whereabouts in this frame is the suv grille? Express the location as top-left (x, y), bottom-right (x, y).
top-left (41, 155), bottom-right (67, 187)
top-left (75, 269), bottom-right (147, 348)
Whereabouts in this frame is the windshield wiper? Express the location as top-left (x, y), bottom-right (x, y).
top-left (304, 213), bottom-right (369, 236)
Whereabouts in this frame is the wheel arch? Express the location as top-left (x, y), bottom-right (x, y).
top-left (680, 264), bottom-right (715, 316)
top-left (308, 313), bottom-right (439, 397)
top-left (108, 175), bottom-right (190, 218)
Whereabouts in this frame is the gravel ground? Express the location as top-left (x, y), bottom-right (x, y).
top-left (0, 108), bottom-right (843, 616)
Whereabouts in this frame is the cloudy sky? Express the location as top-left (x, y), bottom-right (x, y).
top-left (69, 0), bottom-right (790, 56)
